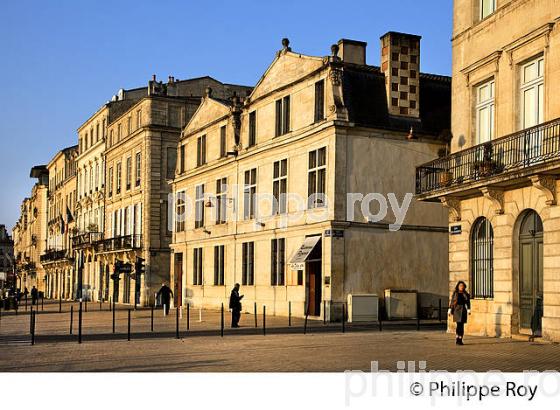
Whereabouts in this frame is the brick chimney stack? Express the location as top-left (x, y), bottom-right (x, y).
top-left (380, 32), bottom-right (421, 118)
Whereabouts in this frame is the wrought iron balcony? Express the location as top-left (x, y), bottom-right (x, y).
top-left (416, 118), bottom-right (560, 198)
top-left (40, 249), bottom-right (70, 263)
top-left (96, 234), bottom-right (142, 253)
top-left (72, 232), bottom-right (103, 249)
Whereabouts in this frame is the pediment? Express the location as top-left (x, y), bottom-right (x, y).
top-left (183, 97), bottom-right (230, 136)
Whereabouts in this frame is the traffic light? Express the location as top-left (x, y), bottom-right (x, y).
top-left (135, 257), bottom-right (145, 279)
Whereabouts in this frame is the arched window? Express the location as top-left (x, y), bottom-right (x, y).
top-left (471, 217), bottom-right (494, 298)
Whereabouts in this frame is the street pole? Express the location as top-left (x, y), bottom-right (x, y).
top-left (78, 301), bottom-right (83, 344)
top-left (263, 305), bottom-right (266, 336)
top-left (221, 303), bottom-right (224, 338)
top-left (127, 309), bottom-right (131, 341)
top-left (150, 304), bottom-right (154, 332)
top-left (70, 305), bottom-right (73, 335)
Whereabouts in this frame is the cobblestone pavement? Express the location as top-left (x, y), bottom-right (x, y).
top-left (1, 300), bottom-right (559, 372)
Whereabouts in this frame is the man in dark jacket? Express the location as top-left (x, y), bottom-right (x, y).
top-left (157, 283), bottom-right (173, 315)
top-left (31, 286), bottom-right (38, 306)
top-left (229, 283), bottom-right (243, 328)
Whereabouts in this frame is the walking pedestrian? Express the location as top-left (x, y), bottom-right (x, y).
top-left (31, 286), bottom-right (38, 306)
top-left (156, 283), bottom-right (173, 315)
top-left (229, 283), bottom-right (244, 328)
top-left (448, 280), bottom-right (471, 345)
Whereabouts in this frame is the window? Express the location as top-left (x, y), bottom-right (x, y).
top-left (117, 124), bottom-right (122, 141)
top-left (314, 80), bottom-right (325, 122)
top-left (108, 167), bottom-right (113, 197)
top-left (275, 96), bottom-right (290, 137)
top-left (95, 164), bottom-right (99, 190)
top-left (471, 217), bottom-right (494, 299)
top-left (193, 248), bottom-right (203, 285)
top-left (179, 144), bottom-right (185, 174)
top-left (521, 56), bottom-right (544, 129)
top-left (135, 152), bottom-right (141, 187)
top-left (248, 111), bottom-right (256, 147)
top-left (195, 184), bottom-right (205, 229)
top-left (126, 157), bottom-right (132, 190)
top-left (96, 123), bottom-right (100, 142)
top-left (109, 130), bottom-right (113, 147)
top-left (480, 0), bottom-right (496, 20)
top-left (116, 162), bottom-right (122, 194)
top-left (127, 117), bottom-right (131, 135)
top-left (136, 110), bottom-right (142, 129)
top-left (175, 191), bottom-right (186, 232)
top-left (243, 168), bottom-right (257, 219)
top-left (216, 177), bottom-right (227, 224)
top-left (273, 159), bottom-right (287, 214)
top-left (475, 79), bottom-right (495, 144)
top-left (308, 147), bottom-right (327, 208)
top-left (220, 125), bottom-right (227, 158)
top-left (214, 245), bottom-right (225, 286)
top-left (197, 135), bottom-right (207, 166)
top-left (271, 238), bottom-right (285, 286)
top-left (242, 242), bottom-right (254, 286)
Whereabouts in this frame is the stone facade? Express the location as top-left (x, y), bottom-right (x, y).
top-left (0, 225), bottom-right (14, 288)
top-left (170, 35), bottom-right (451, 320)
top-left (415, 0), bottom-right (560, 341)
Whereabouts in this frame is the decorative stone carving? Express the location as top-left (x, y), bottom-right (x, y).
top-left (530, 175), bottom-right (557, 205)
top-left (480, 187), bottom-right (505, 214)
top-left (440, 197), bottom-right (461, 221)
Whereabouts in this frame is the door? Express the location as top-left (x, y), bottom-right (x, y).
top-left (519, 211), bottom-right (544, 333)
top-left (305, 237), bottom-right (322, 316)
top-left (174, 253), bottom-right (183, 307)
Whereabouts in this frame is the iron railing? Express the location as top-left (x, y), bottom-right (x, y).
top-left (416, 118), bottom-right (560, 195)
top-left (40, 249), bottom-right (70, 263)
top-left (97, 234), bottom-right (142, 252)
top-left (72, 232), bottom-right (103, 248)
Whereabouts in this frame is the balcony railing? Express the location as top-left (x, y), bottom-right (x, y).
top-left (40, 249), bottom-right (70, 263)
top-left (416, 118), bottom-right (560, 196)
top-left (72, 232), bottom-right (103, 249)
top-left (96, 234), bottom-right (142, 253)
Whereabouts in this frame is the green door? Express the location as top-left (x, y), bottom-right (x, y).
top-left (519, 211), bottom-right (543, 332)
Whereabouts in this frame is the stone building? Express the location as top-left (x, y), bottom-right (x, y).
top-left (170, 34), bottom-right (451, 320)
top-left (99, 75), bottom-right (252, 305)
top-left (0, 225), bottom-right (14, 288)
top-left (41, 145), bottom-right (78, 299)
top-left (13, 166), bottom-right (49, 292)
top-left (415, 0), bottom-right (560, 340)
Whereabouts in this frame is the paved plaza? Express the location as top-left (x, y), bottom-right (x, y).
top-left (1, 300), bottom-right (559, 372)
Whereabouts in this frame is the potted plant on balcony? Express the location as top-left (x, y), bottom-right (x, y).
top-left (437, 147), bottom-right (453, 187)
top-left (87, 223), bottom-right (98, 233)
top-left (473, 142), bottom-right (505, 177)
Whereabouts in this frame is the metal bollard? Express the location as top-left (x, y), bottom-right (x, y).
top-left (100, 299), bottom-right (102, 311)
top-left (128, 309), bottom-right (131, 341)
top-left (78, 301), bottom-right (83, 344)
top-left (254, 302), bottom-right (257, 328)
top-left (187, 303), bottom-right (190, 330)
top-left (175, 307), bottom-right (180, 339)
top-left (112, 300), bottom-right (116, 334)
top-left (41, 296), bottom-right (44, 311)
top-left (151, 304), bottom-right (154, 332)
top-left (263, 305), bottom-right (266, 336)
top-left (342, 303), bottom-right (346, 333)
top-left (25, 295), bottom-right (28, 311)
top-left (288, 301), bottom-right (291, 327)
top-left (221, 303), bottom-right (224, 337)
top-left (323, 301), bottom-right (326, 325)
top-left (70, 306), bottom-right (74, 335)
top-left (109, 297), bottom-right (112, 312)
top-left (29, 306), bottom-right (34, 334)
top-left (31, 310), bottom-right (36, 346)
top-left (438, 299), bottom-right (442, 322)
top-left (59, 297), bottom-right (62, 313)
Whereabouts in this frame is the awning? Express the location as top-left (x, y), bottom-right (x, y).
top-left (289, 236), bottom-right (321, 270)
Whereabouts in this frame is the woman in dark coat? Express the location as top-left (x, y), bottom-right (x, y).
top-left (448, 281), bottom-right (471, 345)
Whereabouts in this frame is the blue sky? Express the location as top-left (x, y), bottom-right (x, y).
top-left (0, 0), bottom-right (452, 231)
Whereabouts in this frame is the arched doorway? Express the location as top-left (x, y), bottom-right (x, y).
top-left (518, 210), bottom-right (543, 334)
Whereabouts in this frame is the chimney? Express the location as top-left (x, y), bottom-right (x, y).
top-left (380, 32), bottom-right (421, 118)
top-left (337, 39), bottom-right (367, 65)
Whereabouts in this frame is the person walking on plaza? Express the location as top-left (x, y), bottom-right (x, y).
top-left (157, 283), bottom-right (173, 315)
top-left (229, 283), bottom-right (244, 328)
top-left (448, 280), bottom-right (471, 345)
top-left (31, 286), bottom-right (38, 306)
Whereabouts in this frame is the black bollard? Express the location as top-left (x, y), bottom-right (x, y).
top-left (254, 302), bottom-right (257, 328)
top-left (112, 301), bottom-right (116, 334)
top-left (59, 296), bottom-right (62, 313)
top-left (288, 301), bottom-right (291, 327)
top-left (128, 309), bottom-right (131, 341)
top-left (221, 303), bottom-right (224, 338)
top-left (151, 304), bottom-right (154, 332)
top-left (100, 299), bottom-right (102, 311)
top-left (25, 295), bottom-right (28, 311)
top-left (342, 303), bottom-right (346, 333)
top-left (29, 306), bottom-right (34, 334)
top-left (304, 311), bottom-right (309, 335)
top-left (186, 303), bottom-right (190, 331)
top-left (438, 299), bottom-right (442, 322)
top-left (41, 295), bottom-right (44, 311)
top-left (78, 301), bottom-right (83, 344)
top-left (31, 310), bottom-right (36, 346)
top-left (263, 305), bottom-right (266, 336)
top-left (109, 297), bottom-right (112, 312)
top-left (70, 306), bottom-right (74, 335)
top-left (323, 301), bottom-right (326, 325)
top-left (175, 307), bottom-right (180, 339)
